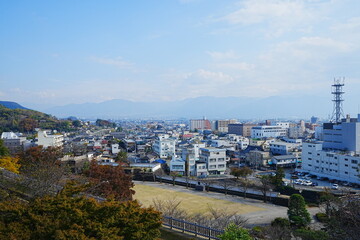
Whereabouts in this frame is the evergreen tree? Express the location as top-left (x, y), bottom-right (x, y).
top-left (287, 194), bottom-right (311, 227)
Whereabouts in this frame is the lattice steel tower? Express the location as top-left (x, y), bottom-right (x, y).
top-left (330, 78), bottom-right (345, 123)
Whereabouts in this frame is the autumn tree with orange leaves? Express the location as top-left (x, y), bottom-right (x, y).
top-left (85, 160), bottom-right (135, 201)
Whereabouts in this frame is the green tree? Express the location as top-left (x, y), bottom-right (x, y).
top-left (287, 194), bottom-right (311, 227)
top-left (0, 139), bottom-right (9, 157)
top-left (115, 151), bottom-right (128, 164)
top-left (271, 167), bottom-right (285, 187)
top-left (231, 167), bottom-right (253, 179)
top-left (218, 223), bottom-right (252, 240)
top-left (0, 182), bottom-right (162, 240)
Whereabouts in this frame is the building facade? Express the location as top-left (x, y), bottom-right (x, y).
top-left (228, 123), bottom-right (257, 137)
top-left (251, 126), bottom-right (288, 138)
top-left (199, 147), bottom-right (228, 175)
top-left (302, 142), bottom-right (360, 184)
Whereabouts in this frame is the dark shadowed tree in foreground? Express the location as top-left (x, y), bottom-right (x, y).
top-left (0, 182), bottom-right (162, 240)
top-left (85, 160), bottom-right (134, 201)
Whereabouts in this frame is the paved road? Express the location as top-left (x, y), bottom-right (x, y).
top-left (134, 181), bottom-right (320, 228)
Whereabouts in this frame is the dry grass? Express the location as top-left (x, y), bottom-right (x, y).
top-left (133, 183), bottom-right (265, 215)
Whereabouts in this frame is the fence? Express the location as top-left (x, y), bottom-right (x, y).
top-left (162, 216), bottom-right (224, 240)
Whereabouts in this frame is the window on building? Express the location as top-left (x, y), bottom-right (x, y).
top-left (351, 160), bottom-right (358, 164)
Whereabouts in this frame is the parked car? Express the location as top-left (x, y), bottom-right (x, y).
top-left (311, 182), bottom-right (318, 186)
top-left (331, 184), bottom-right (339, 190)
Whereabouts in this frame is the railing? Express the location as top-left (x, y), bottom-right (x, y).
top-left (162, 216), bottom-right (224, 240)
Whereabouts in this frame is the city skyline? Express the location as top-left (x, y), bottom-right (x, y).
top-left (1, 0), bottom-right (360, 114)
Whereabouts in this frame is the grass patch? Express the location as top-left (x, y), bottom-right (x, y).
top-left (133, 183), bottom-right (265, 215)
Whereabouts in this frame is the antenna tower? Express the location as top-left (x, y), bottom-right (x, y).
top-left (330, 78), bottom-right (345, 123)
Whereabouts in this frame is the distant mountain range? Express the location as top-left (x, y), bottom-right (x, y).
top-left (44, 96), bottom-right (334, 120)
top-left (0, 101), bottom-right (28, 110)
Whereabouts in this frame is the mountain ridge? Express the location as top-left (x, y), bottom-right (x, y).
top-left (44, 95), bottom-right (332, 119)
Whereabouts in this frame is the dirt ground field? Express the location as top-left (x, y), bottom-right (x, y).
top-left (133, 181), bottom-right (320, 227)
top-left (133, 182), bottom-right (265, 215)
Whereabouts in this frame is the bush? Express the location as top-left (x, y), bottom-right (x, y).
top-left (271, 217), bottom-right (290, 227)
top-left (315, 212), bottom-right (329, 223)
top-left (218, 223), bottom-right (252, 240)
top-left (294, 229), bottom-right (329, 240)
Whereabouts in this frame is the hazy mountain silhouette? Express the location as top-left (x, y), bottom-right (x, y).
top-left (44, 95), bottom-right (332, 119)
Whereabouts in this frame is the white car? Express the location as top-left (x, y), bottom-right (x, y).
top-left (331, 184), bottom-right (339, 190)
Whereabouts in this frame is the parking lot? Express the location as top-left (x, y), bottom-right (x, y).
top-left (283, 169), bottom-right (360, 192)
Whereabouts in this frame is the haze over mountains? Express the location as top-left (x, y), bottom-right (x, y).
top-left (39, 96), bottom-right (337, 120)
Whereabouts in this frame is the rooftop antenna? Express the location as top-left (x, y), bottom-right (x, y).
top-left (330, 77), bottom-right (345, 123)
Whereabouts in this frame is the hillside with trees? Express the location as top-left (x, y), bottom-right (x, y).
top-left (0, 105), bottom-right (80, 133)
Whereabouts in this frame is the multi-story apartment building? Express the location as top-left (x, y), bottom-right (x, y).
top-left (152, 135), bottom-right (176, 158)
top-left (199, 147), bottom-right (228, 175)
top-left (251, 126), bottom-right (288, 138)
top-left (228, 123), bottom-right (257, 137)
top-left (37, 130), bottom-right (64, 148)
top-left (190, 119), bottom-right (212, 131)
top-left (181, 143), bottom-right (205, 176)
top-left (215, 119), bottom-right (237, 133)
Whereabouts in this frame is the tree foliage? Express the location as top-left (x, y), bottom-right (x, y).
top-left (0, 182), bottom-right (162, 240)
top-left (323, 195), bottom-right (360, 240)
top-left (85, 161), bottom-right (134, 201)
top-left (271, 167), bottom-right (285, 187)
top-left (0, 105), bottom-right (81, 133)
top-left (287, 194), bottom-right (311, 227)
top-left (0, 139), bottom-right (10, 157)
top-left (0, 156), bottom-right (20, 174)
top-left (230, 167), bottom-right (253, 179)
top-left (218, 223), bottom-right (252, 240)
top-left (16, 146), bottom-right (65, 197)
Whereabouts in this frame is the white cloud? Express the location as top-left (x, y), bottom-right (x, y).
top-left (90, 56), bottom-right (133, 69)
top-left (216, 0), bottom-right (325, 37)
top-left (206, 50), bottom-right (239, 60)
top-left (214, 62), bottom-right (255, 71)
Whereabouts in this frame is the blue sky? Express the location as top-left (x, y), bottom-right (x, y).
top-left (1, 0), bottom-right (360, 114)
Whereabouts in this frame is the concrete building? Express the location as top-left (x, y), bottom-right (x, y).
top-left (301, 114), bottom-right (360, 184)
top-left (152, 135), bottom-right (176, 158)
top-left (246, 150), bottom-right (270, 168)
top-left (302, 142), bottom-right (360, 184)
top-left (181, 143), bottom-right (206, 176)
top-left (270, 141), bottom-right (301, 155)
top-left (270, 155), bottom-right (299, 168)
top-left (111, 144), bottom-right (120, 155)
top-left (199, 147), bottom-right (228, 175)
top-left (251, 126), bottom-right (288, 138)
top-left (322, 114), bottom-right (360, 153)
top-left (228, 123), bottom-right (257, 137)
top-left (190, 119), bottom-right (211, 131)
top-left (37, 130), bottom-right (64, 148)
top-left (215, 119), bottom-right (237, 133)
top-left (1, 132), bottom-right (27, 154)
top-left (195, 161), bottom-right (208, 176)
top-left (169, 157), bottom-right (186, 175)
